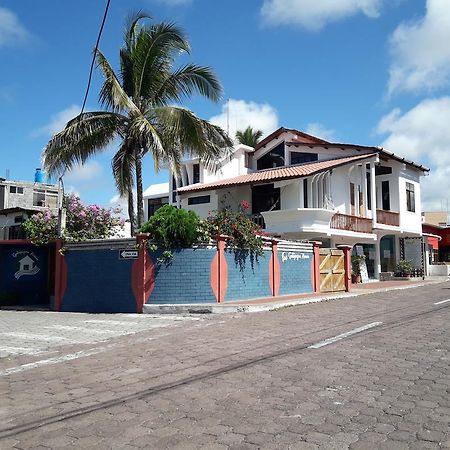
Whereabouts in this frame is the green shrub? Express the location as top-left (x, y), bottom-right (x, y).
top-left (140, 205), bottom-right (202, 249)
top-left (395, 259), bottom-right (414, 275)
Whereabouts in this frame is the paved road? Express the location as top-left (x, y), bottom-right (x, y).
top-left (1, 282), bottom-right (450, 449)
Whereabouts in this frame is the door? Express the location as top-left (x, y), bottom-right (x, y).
top-left (319, 248), bottom-right (346, 293)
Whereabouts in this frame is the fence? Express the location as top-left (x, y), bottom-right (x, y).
top-left (0, 235), bottom-right (352, 313)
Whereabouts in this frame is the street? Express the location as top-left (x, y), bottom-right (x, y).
top-left (1, 282), bottom-right (450, 449)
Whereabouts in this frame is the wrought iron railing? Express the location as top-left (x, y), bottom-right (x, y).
top-left (376, 209), bottom-right (400, 226)
top-left (330, 213), bottom-right (373, 234)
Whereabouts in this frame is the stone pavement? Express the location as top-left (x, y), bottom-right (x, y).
top-left (1, 282), bottom-right (450, 449)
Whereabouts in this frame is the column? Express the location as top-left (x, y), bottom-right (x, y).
top-left (374, 238), bottom-right (381, 279)
top-left (361, 164), bottom-right (367, 217)
top-left (337, 245), bottom-right (352, 292)
top-left (370, 161), bottom-right (377, 227)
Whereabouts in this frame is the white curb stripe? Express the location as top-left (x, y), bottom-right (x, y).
top-left (0, 348), bottom-right (105, 377)
top-left (434, 298), bottom-right (450, 305)
top-left (308, 322), bottom-right (382, 349)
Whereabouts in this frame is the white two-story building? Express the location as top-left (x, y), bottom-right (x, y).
top-left (144, 127), bottom-right (429, 280)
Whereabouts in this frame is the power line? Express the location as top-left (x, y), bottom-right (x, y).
top-left (80, 0), bottom-right (112, 116)
top-left (57, 0), bottom-right (112, 236)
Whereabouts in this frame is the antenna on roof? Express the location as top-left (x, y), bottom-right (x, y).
top-left (226, 98), bottom-right (230, 136)
top-left (5, 169), bottom-right (9, 179)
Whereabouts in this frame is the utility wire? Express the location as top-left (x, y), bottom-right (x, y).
top-left (80, 0), bottom-right (112, 116)
top-left (57, 0), bottom-right (112, 235)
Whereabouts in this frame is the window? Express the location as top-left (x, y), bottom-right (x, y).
top-left (381, 180), bottom-right (390, 211)
top-left (188, 195), bottom-right (210, 205)
top-left (366, 172), bottom-right (371, 210)
top-left (375, 165), bottom-right (392, 176)
top-left (193, 164), bottom-right (200, 184)
top-left (147, 197), bottom-right (169, 218)
top-left (10, 186), bottom-right (24, 194)
top-left (406, 182), bottom-right (415, 212)
top-left (290, 152), bottom-right (318, 165)
top-left (257, 143), bottom-right (285, 170)
top-left (33, 189), bottom-right (46, 206)
top-left (14, 215), bottom-right (24, 224)
top-left (251, 184), bottom-right (280, 214)
top-left (350, 183), bottom-right (355, 215)
top-left (303, 179), bottom-right (308, 208)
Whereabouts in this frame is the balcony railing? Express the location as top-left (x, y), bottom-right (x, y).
top-left (330, 213), bottom-right (373, 234)
top-left (376, 209), bottom-right (400, 226)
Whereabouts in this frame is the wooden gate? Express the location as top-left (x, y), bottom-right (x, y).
top-left (319, 248), bottom-right (346, 293)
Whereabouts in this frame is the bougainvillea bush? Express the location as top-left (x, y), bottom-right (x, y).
top-left (205, 201), bottom-right (264, 256)
top-left (23, 194), bottom-right (124, 245)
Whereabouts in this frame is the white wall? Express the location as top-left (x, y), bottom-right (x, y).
top-left (179, 191), bottom-right (219, 219)
top-left (398, 165), bottom-right (422, 233)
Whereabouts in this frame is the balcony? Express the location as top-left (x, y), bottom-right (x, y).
top-left (376, 209), bottom-right (400, 227)
top-left (261, 208), bottom-right (335, 234)
top-left (330, 213), bottom-right (373, 234)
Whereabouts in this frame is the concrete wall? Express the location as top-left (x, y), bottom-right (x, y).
top-left (147, 248), bottom-right (216, 304)
top-left (224, 250), bottom-right (272, 301)
top-left (61, 248), bottom-right (137, 313)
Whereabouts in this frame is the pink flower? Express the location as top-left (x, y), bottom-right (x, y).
top-left (240, 200), bottom-right (250, 210)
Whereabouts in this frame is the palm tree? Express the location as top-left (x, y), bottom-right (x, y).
top-left (235, 126), bottom-right (263, 148)
top-left (43, 12), bottom-right (233, 233)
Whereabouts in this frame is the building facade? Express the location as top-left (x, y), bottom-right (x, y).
top-left (0, 175), bottom-right (61, 240)
top-left (144, 127), bottom-right (429, 280)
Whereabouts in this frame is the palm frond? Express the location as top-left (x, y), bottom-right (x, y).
top-left (96, 49), bottom-right (139, 114)
top-left (235, 126), bottom-right (263, 147)
top-left (153, 64), bottom-right (222, 106)
top-left (43, 112), bottom-right (126, 177)
top-left (112, 138), bottom-right (136, 196)
top-left (131, 22), bottom-right (191, 101)
top-left (153, 106), bottom-right (233, 172)
top-left (127, 114), bottom-right (164, 170)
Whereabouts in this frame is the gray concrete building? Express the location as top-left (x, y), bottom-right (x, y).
top-left (0, 172), bottom-right (61, 239)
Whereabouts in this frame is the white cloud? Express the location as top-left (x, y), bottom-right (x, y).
top-left (388, 0), bottom-right (450, 95)
top-left (65, 161), bottom-right (103, 183)
top-left (376, 96), bottom-right (450, 209)
top-left (0, 7), bottom-right (30, 47)
top-left (305, 122), bottom-right (336, 141)
top-left (33, 104), bottom-right (81, 137)
top-left (261, 0), bottom-right (383, 31)
top-left (209, 99), bottom-right (278, 142)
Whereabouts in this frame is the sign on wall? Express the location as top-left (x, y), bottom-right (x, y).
top-left (281, 252), bottom-right (310, 262)
top-left (119, 249), bottom-right (138, 260)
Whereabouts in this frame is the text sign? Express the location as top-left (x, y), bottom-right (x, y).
top-left (281, 252), bottom-right (310, 262)
top-left (119, 249), bottom-right (139, 260)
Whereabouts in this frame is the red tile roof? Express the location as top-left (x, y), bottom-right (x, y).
top-left (177, 154), bottom-right (375, 194)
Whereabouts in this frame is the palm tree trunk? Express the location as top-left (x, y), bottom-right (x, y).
top-left (128, 190), bottom-right (136, 236)
top-left (135, 147), bottom-right (145, 228)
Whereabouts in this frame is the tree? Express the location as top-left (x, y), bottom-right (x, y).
top-left (43, 12), bottom-right (233, 233)
top-left (235, 126), bottom-right (263, 148)
top-left (23, 194), bottom-right (124, 245)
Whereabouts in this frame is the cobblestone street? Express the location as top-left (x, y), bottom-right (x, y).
top-left (1, 282), bottom-right (450, 449)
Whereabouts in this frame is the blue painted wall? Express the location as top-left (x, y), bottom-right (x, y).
top-left (0, 244), bottom-right (49, 305)
top-left (224, 249), bottom-right (272, 301)
top-left (278, 251), bottom-right (313, 295)
top-left (62, 249), bottom-right (136, 313)
top-left (147, 248), bottom-right (216, 304)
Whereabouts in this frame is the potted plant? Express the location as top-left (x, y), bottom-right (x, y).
top-left (395, 259), bottom-right (414, 278)
top-left (351, 255), bottom-right (365, 284)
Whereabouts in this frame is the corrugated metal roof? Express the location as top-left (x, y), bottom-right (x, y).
top-left (177, 154), bottom-right (375, 194)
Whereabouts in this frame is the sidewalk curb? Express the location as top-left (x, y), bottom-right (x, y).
top-left (143, 278), bottom-right (449, 315)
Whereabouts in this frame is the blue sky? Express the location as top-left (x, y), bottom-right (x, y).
top-left (1, 0), bottom-right (450, 211)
